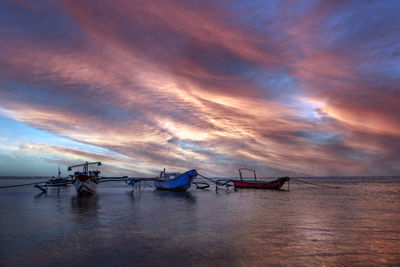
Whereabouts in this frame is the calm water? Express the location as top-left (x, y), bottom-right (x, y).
top-left (0, 177), bottom-right (399, 266)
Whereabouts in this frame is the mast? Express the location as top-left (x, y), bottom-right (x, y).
top-left (58, 164), bottom-right (61, 179)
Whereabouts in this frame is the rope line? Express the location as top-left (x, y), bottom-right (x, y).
top-left (292, 178), bottom-right (340, 188)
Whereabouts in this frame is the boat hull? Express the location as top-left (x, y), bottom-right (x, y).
top-left (154, 169), bottom-right (197, 192)
top-left (73, 175), bottom-right (98, 195)
top-left (232, 177), bottom-right (289, 190)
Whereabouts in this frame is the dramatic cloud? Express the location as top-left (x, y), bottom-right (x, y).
top-left (0, 0), bottom-right (399, 176)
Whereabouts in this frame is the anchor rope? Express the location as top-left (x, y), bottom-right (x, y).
top-left (291, 178), bottom-right (340, 188)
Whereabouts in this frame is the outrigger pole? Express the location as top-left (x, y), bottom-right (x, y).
top-left (68, 161), bottom-right (102, 172)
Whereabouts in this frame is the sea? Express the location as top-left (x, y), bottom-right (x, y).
top-left (0, 176), bottom-right (399, 266)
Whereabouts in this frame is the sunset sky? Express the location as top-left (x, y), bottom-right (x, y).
top-left (0, 0), bottom-right (399, 177)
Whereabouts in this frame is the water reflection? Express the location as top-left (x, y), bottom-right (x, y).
top-left (126, 188), bottom-right (142, 201)
top-left (33, 185), bottom-right (71, 200)
top-left (2, 177), bottom-right (400, 266)
top-left (34, 191), bottom-right (47, 199)
top-left (153, 190), bottom-right (196, 204)
top-left (70, 195), bottom-right (99, 217)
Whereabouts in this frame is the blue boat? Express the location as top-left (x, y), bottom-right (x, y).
top-left (154, 169), bottom-right (198, 192)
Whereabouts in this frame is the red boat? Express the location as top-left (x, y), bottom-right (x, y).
top-left (232, 168), bottom-right (290, 190)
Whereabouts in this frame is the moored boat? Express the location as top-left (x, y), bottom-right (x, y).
top-left (154, 169), bottom-right (197, 192)
top-left (232, 177), bottom-right (290, 189)
top-left (46, 165), bottom-right (70, 186)
top-left (68, 162), bottom-right (102, 195)
top-left (232, 168), bottom-right (290, 190)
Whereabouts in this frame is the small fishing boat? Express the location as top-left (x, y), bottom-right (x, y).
top-left (232, 177), bottom-right (290, 189)
top-left (154, 169), bottom-right (197, 192)
top-left (232, 168), bottom-right (290, 190)
top-left (33, 166), bottom-right (70, 192)
top-left (46, 165), bottom-right (70, 186)
top-left (68, 161), bottom-right (102, 195)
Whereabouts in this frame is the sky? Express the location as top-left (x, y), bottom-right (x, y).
top-left (0, 0), bottom-right (399, 177)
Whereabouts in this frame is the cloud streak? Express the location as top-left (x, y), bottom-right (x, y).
top-left (0, 0), bottom-right (399, 176)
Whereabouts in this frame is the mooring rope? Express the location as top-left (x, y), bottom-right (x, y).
top-left (0, 181), bottom-right (49, 189)
top-left (292, 178), bottom-right (340, 188)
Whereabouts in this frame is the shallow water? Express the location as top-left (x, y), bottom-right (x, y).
top-left (0, 177), bottom-right (400, 266)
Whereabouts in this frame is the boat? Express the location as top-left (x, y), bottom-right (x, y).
top-left (33, 166), bottom-right (70, 192)
top-left (232, 177), bottom-right (290, 189)
top-left (46, 165), bottom-right (70, 186)
top-left (68, 161), bottom-right (102, 195)
top-left (154, 169), bottom-right (197, 192)
top-left (231, 168), bottom-right (290, 190)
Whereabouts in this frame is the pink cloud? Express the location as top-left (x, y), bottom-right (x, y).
top-left (0, 0), bottom-right (399, 176)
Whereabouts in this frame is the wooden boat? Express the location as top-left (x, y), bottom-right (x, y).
top-left (68, 162), bottom-right (102, 195)
top-left (232, 168), bottom-right (290, 190)
top-left (154, 169), bottom-right (197, 192)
